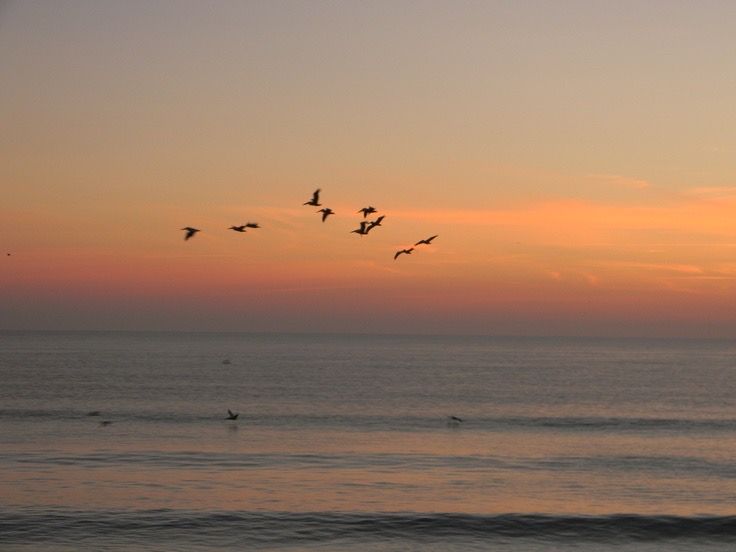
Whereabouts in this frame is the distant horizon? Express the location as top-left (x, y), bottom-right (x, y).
top-left (1, 327), bottom-right (733, 343)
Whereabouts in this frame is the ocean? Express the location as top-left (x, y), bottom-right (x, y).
top-left (1, 331), bottom-right (736, 550)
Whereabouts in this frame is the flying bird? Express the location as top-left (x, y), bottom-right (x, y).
top-left (366, 215), bottom-right (385, 233)
top-left (245, 222), bottom-right (260, 229)
top-left (226, 409), bottom-right (239, 420)
top-left (351, 221), bottom-right (370, 235)
top-left (229, 225), bottom-right (247, 233)
top-left (182, 227), bottom-right (200, 240)
top-left (448, 415), bottom-right (463, 423)
top-left (318, 208), bottom-right (335, 222)
top-left (357, 206), bottom-right (377, 218)
top-left (304, 189), bottom-right (321, 206)
top-left (415, 235), bottom-right (438, 246)
top-left (394, 247), bottom-right (414, 260)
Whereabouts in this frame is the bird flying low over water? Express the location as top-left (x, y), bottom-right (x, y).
top-left (229, 225), bottom-right (247, 232)
top-left (351, 221), bottom-right (370, 235)
top-left (226, 409), bottom-right (239, 420)
top-left (182, 227), bottom-right (200, 240)
top-left (448, 415), bottom-right (463, 423)
top-left (366, 215), bottom-right (385, 233)
top-left (394, 247), bottom-right (414, 260)
top-left (357, 206), bottom-right (377, 218)
top-left (415, 235), bottom-right (438, 246)
top-left (304, 189), bottom-right (321, 206)
top-left (245, 222), bottom-right (260, 229)
top-left (319, 208), bottom-right (335, 222)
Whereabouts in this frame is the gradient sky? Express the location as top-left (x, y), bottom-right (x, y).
top-left (2, 0), bottom-right (736, 337)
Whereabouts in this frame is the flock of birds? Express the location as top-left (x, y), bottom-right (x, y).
top-left (181, 189), bottom-right (438, 260)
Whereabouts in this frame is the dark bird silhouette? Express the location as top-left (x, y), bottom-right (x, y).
top-left (394, 247), bottom-right (414, 260)
top-left (86, 411), bottom-right (101, 417)
top-left (304, 189), bottom-right (321, 206)
top-left (99, 420), bottom-right (113, 426)
top-left (245, 222), bottom-right (260, 229)
top-left (229, 225), bottom-right (247, 232)
top-left (357, 206), bottom-right (377, 218)
top-left (366, 215), bottom-right (385, 233)
top-left (415, 235), bottom-right (438, 246)
top-left (351, 221), bottom-right (370, 235)
top-left (318, 208), bottom-right (334, 222)
top-left (226, 409), bottom-right (239, 420)
top-left (182, 227), bottom-right (200, 240)
top-left (448, 415), bottom-right (464, 423)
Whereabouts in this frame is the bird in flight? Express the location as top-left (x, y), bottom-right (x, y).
top-left (351, 221), bottom-right (370, 235)
top-left (182, 227), bottom-right (200, 240)
top-left (226, 409), bottom-right (239, 420)
top-left (318, 208), bottom-right (335, 222)
top-left (394, 247), bottom-right (414, 260)
top-left (366, 215), bottom-right (385, 233)
top-left (245, 222), bottom-right (260, 229)
top-left (357, 206), bottom-right (377, 218)
top-left (304, 189), bottom-right (321, 206)
top-left (229, 225), bottom-right (247, 233)
top-left (415, 235), bottom-right (438, 246)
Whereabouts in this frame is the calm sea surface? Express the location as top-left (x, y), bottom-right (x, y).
top-left (2, 331), bottom-right (736, 550)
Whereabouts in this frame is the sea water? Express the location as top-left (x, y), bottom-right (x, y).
top-left (1, 331), bottom-right (736, 550)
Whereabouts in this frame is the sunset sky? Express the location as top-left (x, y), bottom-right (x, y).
top-left (3, 1), bottom-right (736, 337)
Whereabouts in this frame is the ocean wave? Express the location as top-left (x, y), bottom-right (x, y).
top-left (1, 510), bottom-right (735, 545)
top-left (2, 409), bottom-right (736, 433)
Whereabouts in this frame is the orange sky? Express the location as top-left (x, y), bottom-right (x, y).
top-left (2, 1), bottom-right (736, 337)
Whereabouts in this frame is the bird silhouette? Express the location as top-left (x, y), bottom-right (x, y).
top-left (318, 208), bottom-right (334, 222)
top-left (229, 225), bottom-right (247, 232)
top-left (351, 221), bottom-right (370, 235)
top-left (366, 215), bottom-right (385, 233)
top-left (226, 409), bottom-right (239, 420)
top-left (415, 235), bottom-right (438, 246)
top-left (304, 189), bottom-right (321, 206)
top-left (357, 206), bottom-right (377, 218)
top-left (182, 227), bottom-right (200, 240)
top-left (394, 247), bottom-right (414, 260)
top-left (245, 222), bottom-right (260, 229)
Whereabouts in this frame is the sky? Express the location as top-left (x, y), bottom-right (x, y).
top-left (2, 0), bottom-right (736, 337)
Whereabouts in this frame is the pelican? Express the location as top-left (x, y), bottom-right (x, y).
top-left (229, 225), bottom-right (247, 233)
top-left (226, 409), bottom-right (239, 420)
top-left (318, 208), bottom-right (334, 222)
top-left (181, 227), bottom-right (200, 240)
top-left (304, 189), bottom-right (321, 206)
top-left (394, 247), bottom-right (414, 260)
top-left (357, 206), bottom-right (377, 218)
top-left (351, 221), bottom-right (370, 235)
top-left (366, 215), bottom-right (385, 233)
top-left (415, 235), bottom-right (438, 246)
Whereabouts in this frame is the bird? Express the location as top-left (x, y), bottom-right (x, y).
top-left (86, 411), bottom-right (101, 417)
top-left (394, 247), bottom-right (414, 260)
top-left (304, 189), bottom-right (321, 206)
top-left (318, 208), bottom-right (334, 222)
top-left (357, 206), bottom-right (377, 218)
top-left (415, 235), bottom-right (438, 246)
top-left (181, 227), bottom-right (200, 240)
top-left (366, 215), bottom-right (385, 233)
top-left (226, 409), bottom-right (239, 420)
top-left (245, 222), bottom-right (260, 229)
top-left (351, 221), bottom-right (370, 235)
top-left (229, 225), bottom-right (247, 232)
top-left (448, 415), bottom-right (464, 423)
top-left (99, 420), bottom-right (113, 426)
